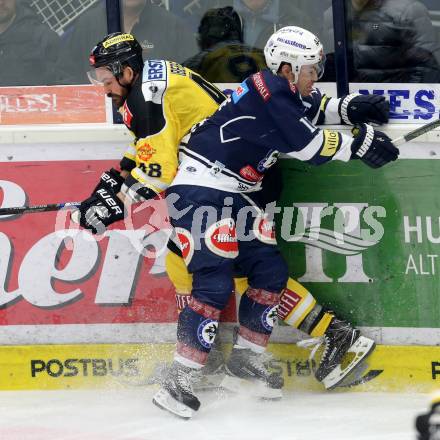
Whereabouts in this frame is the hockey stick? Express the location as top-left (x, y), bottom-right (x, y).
top-left (0, 202), bottom-right (81, 216)
top-left (392, 118), bottom-right (440, 146)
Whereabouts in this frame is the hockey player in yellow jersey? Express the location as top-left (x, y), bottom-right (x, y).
top-left (72, 33), bottom-right (388, 398)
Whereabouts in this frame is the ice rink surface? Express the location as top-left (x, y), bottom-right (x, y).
top-left (0, 388), bottom-right (428, 440)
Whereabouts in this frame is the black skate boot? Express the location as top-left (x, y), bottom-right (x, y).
top-left (152, 361), bottom-right (201, 419)
top-left (298, 316), bottom-right (376, 390)
top-left (221, 346), bottom-right (284, 400)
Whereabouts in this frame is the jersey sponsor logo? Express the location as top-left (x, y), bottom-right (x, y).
top-left (145, 60), bottom-right (166, 81)
top-left (278, 288), bottom-right (302, 320)
top-left (239, 165), bottom-right (263, 182)
top-left (262, 305), bottom-right (279, 331)
top-left (137, 142), bottom-right (156, 162)
top-left (121, 101), bottom-right (133, 128)
top-left (253, 214), bottom-right (277, 244)
top-left (257, 149), bottom-right (279, 172)
top-left (205, 218), bottom-right (239, 259)
top-left (232, 82), bottom-right (249, 103)
top-left (321, 130), bottom-right (342, 157)
top-left (175, 227), bottom-right (194, 265)
top-left (197, 319), bottom-right (218, 348)
top-left (252, 72), bottom-right (271, 102)
top-left (103, 33), bottom-right (134, 48)
top-left (276, 37), bottom-right (306, 50)
top-left (237, 182), bottom-right (251, 191)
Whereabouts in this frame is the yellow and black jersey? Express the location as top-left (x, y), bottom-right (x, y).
top-left (119, 59), bottom-right (226, 196)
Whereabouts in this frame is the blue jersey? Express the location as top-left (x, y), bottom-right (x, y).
top-left (173, 69), bottom-right (354, 193)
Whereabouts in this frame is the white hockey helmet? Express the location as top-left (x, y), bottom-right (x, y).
top-left (264, 26), bottom-right (325, 82)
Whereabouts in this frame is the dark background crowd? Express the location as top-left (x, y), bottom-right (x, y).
top-left (1, 0), bottom-right (440, 86)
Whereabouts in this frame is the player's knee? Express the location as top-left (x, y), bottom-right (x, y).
top-left (253, 253), bottom-right (288, 292)
top-left (192, 279), bottom-right (234, 310)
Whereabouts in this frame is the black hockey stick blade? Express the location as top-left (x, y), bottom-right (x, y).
top-left (0, 202), bottom-right (81, 216)
top-left (392, 118), bottom-right (440, 147)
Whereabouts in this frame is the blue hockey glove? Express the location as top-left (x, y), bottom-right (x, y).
top-left (340, 93), bottom-right (389, 125)
top-left (351, 123), bottom-right (399, 168)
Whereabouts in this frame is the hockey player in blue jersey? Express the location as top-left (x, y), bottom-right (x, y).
top-left (152, 26), bottom-right (398, 419)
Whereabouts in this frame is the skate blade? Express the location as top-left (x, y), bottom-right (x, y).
top-left (322, 336), bottom-right (376, 390)
top-left (338, 366), bottom-right (383, 388)
top-left (220, 374), bottom-right (282, 400)
top-left (152, 388), bottom-right (194, 420)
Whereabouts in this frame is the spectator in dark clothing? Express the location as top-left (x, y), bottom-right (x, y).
top-left (183, 6), bottom-right (267, 83)
top-left (322, 0), bottom-right (440, 82)
top-left (63, 0), bottom-right (198, 84)
top-left (0, 0), bottom-right (70, 86)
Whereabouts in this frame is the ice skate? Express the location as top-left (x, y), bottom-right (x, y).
top-left (146, 341), bottom-right (226, 390)
top-left (298, 316), bottom-right (376, 390)
top-left (192, 341), bottom-right (226, 391)
top-left (152, 361), bottom-right (201, 419)
top-left (220, 346), bottom-right (283, 400)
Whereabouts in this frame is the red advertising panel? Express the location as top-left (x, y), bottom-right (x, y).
top-left (0, 160), bottom-right (237, 327)
top-left (0, 85), bottom-right (108, 124)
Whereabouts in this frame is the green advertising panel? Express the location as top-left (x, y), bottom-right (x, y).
top-left (277, 158), bottom-right (440, 329)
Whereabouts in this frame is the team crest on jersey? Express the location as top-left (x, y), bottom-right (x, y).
top-left (175, 227), bottom-right (194, 265)
top-left (197, 319), bottom-right (218, 348)
top-left (239, 165), bottom-right (263, 183)
top-left (137, 142), bottom-right (156, 162)
top-left (232, 82), bottom-right (249, 103)
top-left (253, 214), bottom-right (277, 244)
top-left (121, 101), bottom-right (133, 128)
top-left (262, 305), bottom-right (279, 331)
top-left (205, 218), bottom-right (239, 258)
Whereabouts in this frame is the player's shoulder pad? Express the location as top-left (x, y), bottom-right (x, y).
top-left (141, 59), bottom-right (167, 105)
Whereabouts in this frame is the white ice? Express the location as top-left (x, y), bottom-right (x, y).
top-left (0, 388), bottom-right (428, 440)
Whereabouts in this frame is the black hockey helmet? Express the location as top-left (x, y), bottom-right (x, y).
top-left (198, 6), bottom-right (243, 50)
top-left (89, 32), bottom-right (144, 78)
